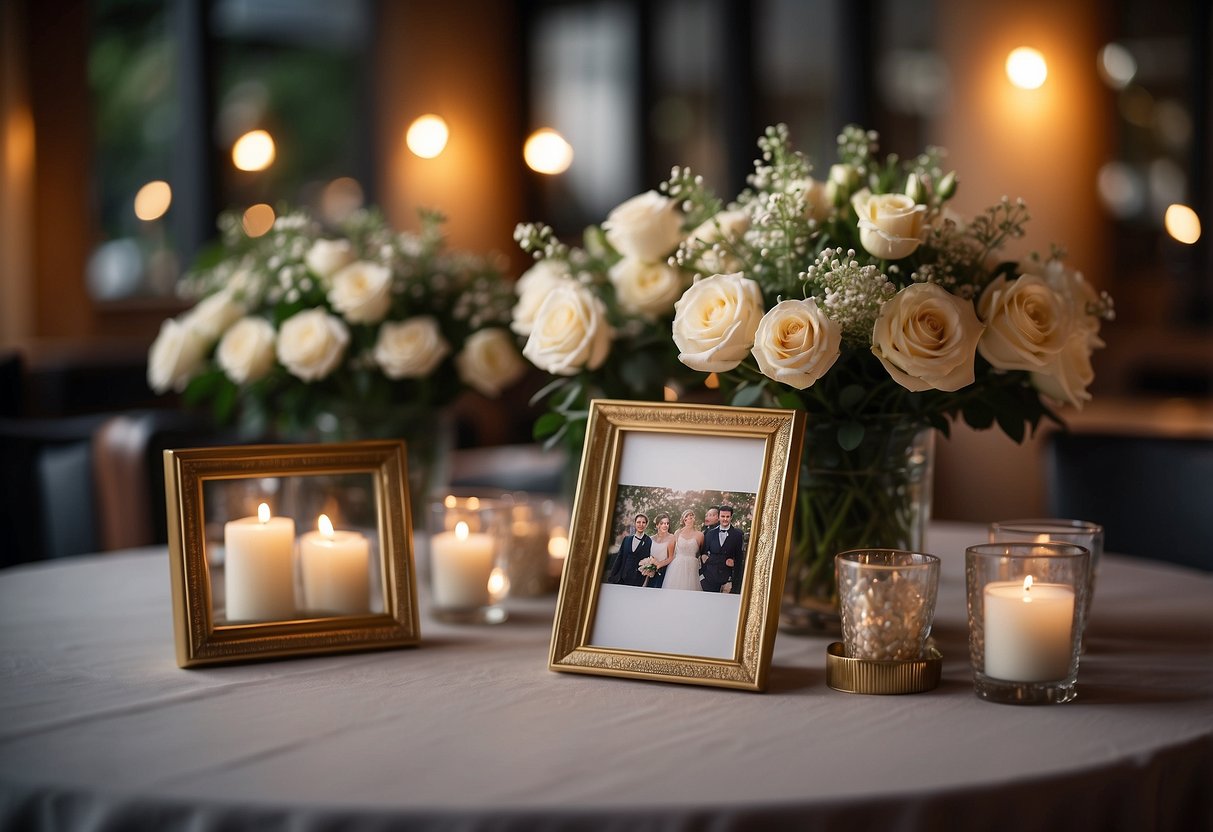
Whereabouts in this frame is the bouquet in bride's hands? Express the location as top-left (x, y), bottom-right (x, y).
top-left (637, 557), bottom-right (660, 580)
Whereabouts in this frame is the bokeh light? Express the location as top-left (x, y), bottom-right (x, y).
top-left (1164, 204), bottom-right (1201, 245)
top-left (406, 115), bottom-right (449, 158)
top-left (1006, 47), bottom-right (1048, 90)
top-left (523, 128), bottom-right (574, 175)
top-left (1097, 43), bottom-right (1137, 90)
top-left (242, 203), bottom-right (276, 237)
top-left (133, 180), bottom-right (172, 221)
top-left (232, 129), bottom-right (276, 172)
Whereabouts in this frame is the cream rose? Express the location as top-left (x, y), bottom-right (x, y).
top-left (672, 272), bottom-right (765, 373)
top-left (276, 308), bottom-right (349, 382)
top-left (511, 259), bottom-right (572, 336)
top-left (216, 317), bottom-right (277, 385)
top-left (977, 275), bottom-right (1073, 371)
top-left (602, 191), bottom-right (684, 262)
top-left (852, 190), bottom-right (928, 260)
top-left (327, 261), bottom-right (393, 324)
top-left (1031, 330), bottom-right (1100, 409)
top-left (522, 283), bottom-right (613, 376)
top-left (751, 298), bottom-right (841, 389)
top-left (184, 290), bottom-right (245, 343)
top-left (456, 328), bottom-right (527, 397)
top-left (147, 317), bottom-right (208, 393)
top-left (687, 209), bottom-right (750, 274)
top-left (1036, 259), bottom-right (1102, 340)
top-left (305, 239), bottom-right (356, 281)
top-left (871, 282), bottom-right (984, 392)
top-left (608, 258), bottom-right (687, 317)
top-left (373, 316), bottom-right (450, 379)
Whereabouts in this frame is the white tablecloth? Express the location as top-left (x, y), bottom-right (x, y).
top-left (1, 523), bottom-right (1210, 830)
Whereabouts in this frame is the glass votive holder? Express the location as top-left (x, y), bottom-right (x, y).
top-left (836, 549), bottom-right (941, 661)
top-left (427, 496), bottom-right (509, 624)
top-left (965, 542), bottom-right (1090, 705)
top-left (989, 518), bottom-right (1103, 628)
top-left (501, 494), bottom-right (567, 598)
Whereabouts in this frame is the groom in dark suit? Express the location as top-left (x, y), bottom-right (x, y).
top-left (700, 505), bottom-right (744, 593)
top-left (607, 513), bottom-right (652, 586)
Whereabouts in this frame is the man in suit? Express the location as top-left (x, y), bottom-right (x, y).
top-left (700, 505), bottom-right (744, 593)
top-left (701, 506), bottom-right (720, 535)
top-left (606, 513), bottom-right (651, 586)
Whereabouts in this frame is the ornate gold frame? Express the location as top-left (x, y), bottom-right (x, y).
top-left (164, 440), bottom-right (420, 667)
top-left (549, 400), bottom-right (804, 691)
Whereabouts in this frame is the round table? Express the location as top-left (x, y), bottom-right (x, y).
top-left (1, 522), bottom-right (1210, 830)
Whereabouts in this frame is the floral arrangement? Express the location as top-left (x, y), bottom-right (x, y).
top-left (148, 208), bottom-right (526, 441)
top-left (516, 124), bottom-right (1114, 627)
top-left (637, 556), bottom-right (660, 579)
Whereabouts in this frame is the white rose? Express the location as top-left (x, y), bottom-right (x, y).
top-left (522, 283), bottom-right (613, 376)
top-left (977, 275), bottom-right (1073, 372)
top-left (608, 258), bottom-right (687, 318)
top-left (327, 261), bottom-right (393, 324)
top-left (852, 190), bottom-right (928, 260)
top-left (871, 282), bottom-right (984, 392)
top-left (184, 290), bottom-right (245, 343)
top-left (792, 177), bottom-right (832, 221)
top-left (216, 317), bottom-right (277, 385)
top-left (672, 272), bottom-right (765, 373)
top-left (602, 190), bottom-right (684, 262)
top-left (687, 209), bottom-right (750, 274)
top-left (276, 308), bottom-right (349, 382)
top-left (1031, 330), bottom-right (1100, 409)
top-left (456, 328), bottom-right (527, 397)
top-left (511, 259), bottom-right (572, 336)
top-left (751, 298), bottom-right (842, 389)
top-left (147, 317), bottom-right (208, 393)
top-left (305, 239), bottom-right (356, 281)
top-left (373, 316), bottom-right (450, 379)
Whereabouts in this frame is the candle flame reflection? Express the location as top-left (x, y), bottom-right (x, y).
top-left (319, 514), bottom-right (335, 538)
top-left (1022, 574), bottom-right (1034, 602)
top-left (487, 567), bottom-right (509, 598)
top-left (455, 521), bottom-right (470, 541)
top-left (257, 503), bottom-right (271, 524)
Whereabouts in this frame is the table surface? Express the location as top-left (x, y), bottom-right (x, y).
top-left (1, 522), bottom-right (1210, 831)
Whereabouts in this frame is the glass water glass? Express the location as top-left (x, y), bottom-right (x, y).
top-left (965, 542), bottom-right (1089, 705)
top-left (836, 549), bottom-right (941, 661)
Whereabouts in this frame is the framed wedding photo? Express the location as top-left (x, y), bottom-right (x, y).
top-left (164, 440), bottom-right (420, 667)
top-left (549, 400), bottom-right (805, 691)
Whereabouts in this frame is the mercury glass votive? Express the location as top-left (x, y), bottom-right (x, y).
top-left (989, 519), bottom-right (1103, 630)
top-left (966, 542), bottom-right (1089, 705)
top-left (836, 549), bottom-right (940, 661)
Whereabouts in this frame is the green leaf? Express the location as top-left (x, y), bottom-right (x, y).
top-left (528, 377), bottom-right (568, 408)
top-left (776, 390), bottom-right (803, 410)
top-left (839, 384), bottom-right (865, 412)
top-left (837, 421), bottom-right (865, 451)
top-left (532, 411), bottom-right (565, 439)
top-left (731, 383), bottom-right (767, 407)
top-left (996, 408), bottom-right (1026, 444)
top-left (962, 403), bottom-right (995, 430)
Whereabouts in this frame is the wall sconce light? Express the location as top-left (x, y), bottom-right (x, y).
top-left (406, 115), bottom-right (449, 159)
top-left (1164, 204), bottom-right (1201, 245)
top-left (232, 130), bottom-right (276, 172)
top-left (1006, 47), bottom-right (1048, 90)
top-left (524, 128), bottom-right (573, 175)
top-left (133, 180), bottom-right (172, 221)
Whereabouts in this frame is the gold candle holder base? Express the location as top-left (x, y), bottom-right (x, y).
top-left (826, 642), bottom-right (942, 695)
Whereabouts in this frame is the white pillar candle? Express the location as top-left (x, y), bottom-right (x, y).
top-left (431, 521), bottom-right (495, 608)
top-left (983, 576), bottom-right (1076, 681)
top-left (224, 503), bottom-right (296, 622)
top-left (300, 514), bottom-right (371, 616)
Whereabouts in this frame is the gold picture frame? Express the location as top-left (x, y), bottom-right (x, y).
top-left (549, 400), bottom-right (804, 691)
top-left (164, 440), bottom-right (420, 667)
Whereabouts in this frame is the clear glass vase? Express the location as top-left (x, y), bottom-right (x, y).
top-left (780, 420), bottom-right (935, 635)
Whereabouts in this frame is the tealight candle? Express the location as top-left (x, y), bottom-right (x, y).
top-left (983, 575), bottom-right (1075, 681)
top-left (300, 514), bottom-right (371, 616)
top-left (224, 502), bottom-right (296, 622)
top-left (430, 521), bottom-right (495, 609)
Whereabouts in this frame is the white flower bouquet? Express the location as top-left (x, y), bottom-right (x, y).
top-left (149, 209), bottom-right (527, 441)
top-left (637, 556), bottom-right (660, 579)
top-left (518, 124), bottom-right (1114, 627)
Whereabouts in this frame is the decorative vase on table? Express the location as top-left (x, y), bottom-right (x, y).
top-left (147, 206), bottom-right (527, 525)
top-left (517, 123), bottom-right (1115, 633)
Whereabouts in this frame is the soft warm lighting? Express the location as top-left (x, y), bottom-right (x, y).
top-left (1164, 204), bottom-right (1201, 245)
top-left (1006, 47), bottom-right (1048, 90)
top-left (663, 385), bottom-right (678, 402)
top-left (406, 115), bottom-right (449, 158)
top-left (1098, 43), bottom-right (1136, 90)
top-left (318, 514), bottom-right (335, 538)
top-left (242, 203), bottom-right (276, 237)
top-left (524, 128), bottom-right (574, 175)
top-left (257, 503), bottom-right (271, 524)
top-left (320, 176), bottom-right (364, 223)
top-left (1022, 574), bottom-right (1034, 602)
top-left (548, 532), bottom-right (569, 560)
top-left (444, 494), bottom-right (458, 508)
top-left (466, 496), bottom-right (480, 510)
top-left (133, 180), bottom-right (172, 221)
top-left (487, 566), bottom-right (509, 598)
top-left (455, 521), bottom-right (469, 541)
top-left (232, 129), bottom-right (276, 171)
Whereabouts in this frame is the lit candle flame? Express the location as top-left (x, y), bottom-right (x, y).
top-left (455, 521), bottom-right (469, 541)
top-left (487, 567), bottom-right (509, 598)
top-left (318, 514), bottom-right (335, 538)
top-left (444, 494), bottom-right (457, 509)
top-left (548, 533), bottom-right (570, 559)
top-left (257, 503), bottom-right (271, 524)
top-left (1022, 574), bottom-right (1034, 602)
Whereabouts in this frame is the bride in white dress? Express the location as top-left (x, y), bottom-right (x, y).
top-left (646, 514), bottom-right (675, 586)
top-left (662, 510), bottom-right (705, 592)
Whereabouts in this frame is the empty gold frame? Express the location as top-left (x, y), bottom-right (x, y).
top-left (165, 440), bottom-right (420, 667)
top-left (549, 401), bottom-right (804, 691)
